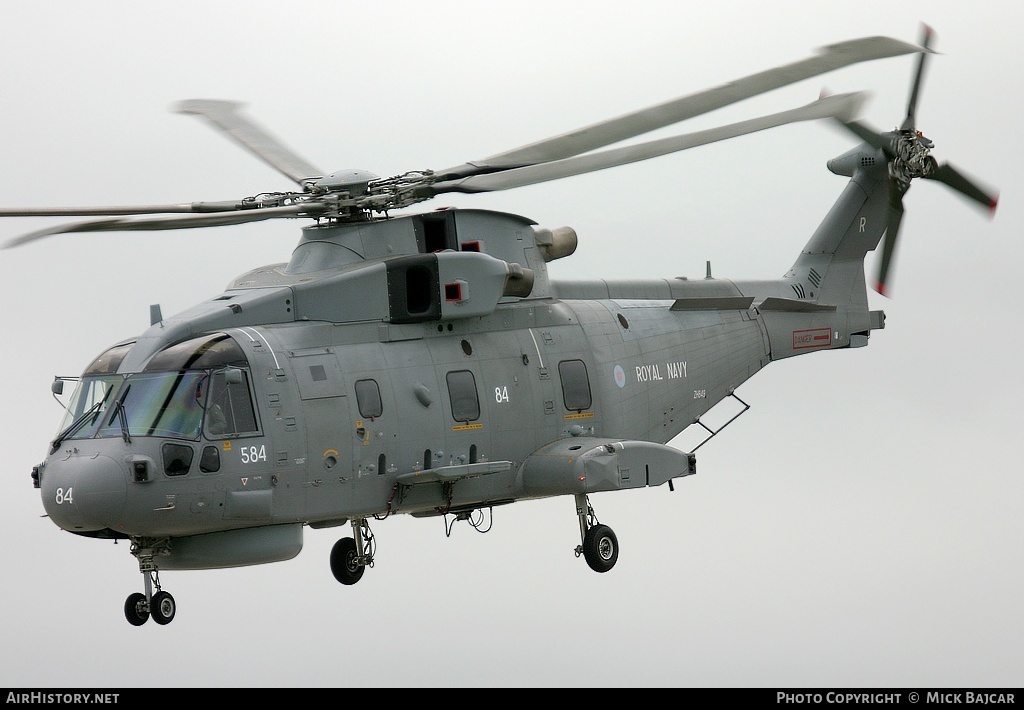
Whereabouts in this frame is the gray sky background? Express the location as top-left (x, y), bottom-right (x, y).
top-left (1, 0), bottom-right (1020, 689)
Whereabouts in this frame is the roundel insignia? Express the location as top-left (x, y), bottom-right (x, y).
top-left (613, 364), bottom-right (626, 388)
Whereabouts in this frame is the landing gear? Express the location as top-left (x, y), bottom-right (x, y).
top-left (124, 540), bottom-right (176, 626)
top-left (124, 592), bottom-right (149, 626)
top-left (583, 524), bottom-right (618, 572)
top-left (330, 518), bottom-right (375, 585)
top-left (574, 494), bottom-right (618, 573)
top-left (151, 590), bottom-right (176, 625)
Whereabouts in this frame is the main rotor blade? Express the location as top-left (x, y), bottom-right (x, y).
top-left (175, 100), bottom-right (325, 186)
top-left (0, 201), bottom-right (247, 217)
top-left (2, 204), bottom-right (318, 249)
top-left (925, 162), bottom-right (999, 213)
top-left (437, 35), bottom-right (922, 179)
top-left (430, 92), bottom-right (867, 195)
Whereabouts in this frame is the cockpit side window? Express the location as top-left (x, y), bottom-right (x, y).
top-left (204, 368), bottom-right (259, 438)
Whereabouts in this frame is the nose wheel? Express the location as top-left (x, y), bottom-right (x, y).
top-left (124, 592), bottom-right (149, 626)
top-left (574, 494), bottom-right (619, 573)
top-left (123, 588), bottom-right (176, 626)
top-left (125, 542), bottom-right (176, 626)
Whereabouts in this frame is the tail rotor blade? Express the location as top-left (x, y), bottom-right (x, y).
top-left (901, 24), bottom-right (935, 131)
top-left (925, 162), bottom-right (999, 213)
top-left (875, 182), bottom-right (906, 297)
top-left (833, 117), bottom-right (891, 151)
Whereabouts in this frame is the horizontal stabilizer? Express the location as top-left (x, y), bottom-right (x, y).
top-left (670, 296), bottom-right (755, 311)
top-left (758, 297), bottom-right (837, 312)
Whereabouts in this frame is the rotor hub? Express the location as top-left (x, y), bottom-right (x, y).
top-left (890, 131), bottom-right (936, 184)
top-left (312, 169), bottom-right (380, 196)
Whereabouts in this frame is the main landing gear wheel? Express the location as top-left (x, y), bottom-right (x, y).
top-left (574, 494), bottom-right (619, 573)
top-left (151, 590), bottom-right (176, 625)
top-left (330, 519), bottom-right (375, 585)
top-left (330, 537), bottom-right (364, 585)
top-left (124, 592), bottom-right (149, 626)
top-left (583, 524), bottom-right (618, 573)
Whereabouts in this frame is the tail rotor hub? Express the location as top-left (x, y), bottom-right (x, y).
top-left (890, 130), bottom-right (937, 184)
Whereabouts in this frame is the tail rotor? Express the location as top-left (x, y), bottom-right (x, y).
top-left (834, 25), bottom-right (998, 296)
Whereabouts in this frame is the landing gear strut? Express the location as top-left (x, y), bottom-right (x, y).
top-left (124, 541), bottom-right (176, 626)
top-left (330, 518), bottom-right (375, 585)
top-left (574, 494), bottom-right (618, 573)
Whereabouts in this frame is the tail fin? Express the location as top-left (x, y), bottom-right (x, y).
top-left (733, 155), bottom-right (890, 361)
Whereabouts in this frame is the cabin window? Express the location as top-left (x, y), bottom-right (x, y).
top-left (204, 368), bottom-right (259, 438)
top-left (355, 379), bottom-right (383, 419)
top-left (446, 370), bottom-right (480, 422)
top-left (558, 359), bottom-right (592, 411)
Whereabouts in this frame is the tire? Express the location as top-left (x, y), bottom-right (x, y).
top-left (582, 524), bottom-right (618, 573)
top-left (124, 592), bottom-right (149, 626)
top-left (330, 537), bottom-right (365, 585)
top-left (150, 591), bottom-right (176, 625)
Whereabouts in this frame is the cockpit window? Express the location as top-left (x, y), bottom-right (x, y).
top-left (83, 342), bottom-right (135, 376)
top-left (144, 334), bottom-right (248, 372)
top-left (54, 375), bottom-right (122, 441)
top-left (98, 371), bottom-right (207, 440)
top-left (56, 333), bottom-right (260, 443)
top-left (204, 368), bottom-right (259, 438)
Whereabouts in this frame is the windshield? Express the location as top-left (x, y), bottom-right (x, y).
top-left (54, 333), bottom-right (259, 443)
top-left (97, 371), bottom-right (208, 440)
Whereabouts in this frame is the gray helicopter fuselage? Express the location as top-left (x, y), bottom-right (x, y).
top-left (35, 208), bottom-right (785, 558)
top-left (37, 159), bottom-right (890, 571)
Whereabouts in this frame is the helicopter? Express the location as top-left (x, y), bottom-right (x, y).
top-left (1, 28), bottom-right (998, 627)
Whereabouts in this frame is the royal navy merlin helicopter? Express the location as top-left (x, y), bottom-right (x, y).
top-left (2, 28), bottom-right (997, 626)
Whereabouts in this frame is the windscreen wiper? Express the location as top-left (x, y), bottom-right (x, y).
top-left (111, 384), bottom-right (132, 444)
top-left (51, 400), bottom-right (104, 452)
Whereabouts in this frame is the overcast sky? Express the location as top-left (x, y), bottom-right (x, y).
top-left (1, 0), bottom-right (1020, 689)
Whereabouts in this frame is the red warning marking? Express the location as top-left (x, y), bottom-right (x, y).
top-left (792, 328), bottom-right (832, 349)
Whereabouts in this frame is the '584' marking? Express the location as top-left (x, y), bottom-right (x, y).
top-left (240, 445), bottom-right (267, 464)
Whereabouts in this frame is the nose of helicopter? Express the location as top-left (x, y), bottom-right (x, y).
top-left (40, 453), bottom-right (127, 533)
